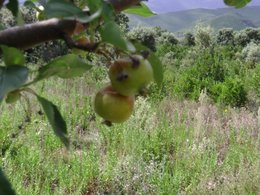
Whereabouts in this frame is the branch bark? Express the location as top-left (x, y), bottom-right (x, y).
top-left (0, 0), bottom-right (140, 51)
top-left (0, 19), bottom-right (77, 50)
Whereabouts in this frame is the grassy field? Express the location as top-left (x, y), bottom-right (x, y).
top-left (0, 65), bottom-right (259, 194)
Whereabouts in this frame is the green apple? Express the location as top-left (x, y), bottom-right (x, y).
top-left (5, 91), bottom-right (21, 104)
top-left (94, 85), bottom-right (135, 123)
top-left (109, 55), bottom-right (154, 96)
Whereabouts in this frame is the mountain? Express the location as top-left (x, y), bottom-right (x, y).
top-left (145, 0), bottom-right (260, 14)
top-left (127, 6), bottom-right (260, 33)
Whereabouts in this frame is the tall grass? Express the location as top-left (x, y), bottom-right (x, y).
top-left (0, 69), bottom-right (259, 194)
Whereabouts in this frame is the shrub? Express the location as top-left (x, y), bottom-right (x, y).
top-left (127, 26), bottom-right (156, 51)
top-left (183, 32), bottom-right (195, 46)
top-left (211, 77), bottom-right (247, 107)
top-left (180, 49), bottom-right (198, 68)
top-left (156, 31), bottom-right (178, 46)
top-left (20, 6), bottom-right (37, 24)
top-left (0, 6), bottom-right (37, 28)
top-left (249, 63), bottom-right (260, 98)
top-left (127, 27), bottom-right (178, 51)
top-left (194, 24), bottom-right (214, 48)
top-left (115, 13), bottom-right (129, 32)
top-left (156, 44), bottom-right (189, 62)
top-left (240, 42), bottom-right (260, 65)
top-left (216, 28), bottom-right (234, 45)
top-left (161, 51), bottom-right (177, 67)
top-left (234, 30), bottom-right (250, 47)
top-left (173, 68), bottom-right (201, 99)
top-left (0, 8), bottom-right (15, 28)
top-left (244, 28), bottom-right (260, 43)
top-left (234, 28), bottom-right (260, 47)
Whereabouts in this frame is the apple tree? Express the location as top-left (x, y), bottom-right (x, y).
top-left (0, 0), bottom-right (252, 194)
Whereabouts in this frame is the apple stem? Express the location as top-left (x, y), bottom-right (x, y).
top-left (130, 56), bottom-right (140, 68)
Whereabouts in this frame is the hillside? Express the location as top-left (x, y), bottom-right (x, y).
top-left (144, 0), bottom-right (260, 13)
top-left (128, 6), bottom-right (260, 33)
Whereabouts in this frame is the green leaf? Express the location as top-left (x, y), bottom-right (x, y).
top-left (34, 54), bottom-right (92, 82)
top-left (124, 2), bottom-right (156, 17)
top-left (0, 168), bottom-right (16, 195)
top-left (0, 65), bottom-right (29, 103)
top-left (148, 53), bottom-right (163, 86)
top-left (224, 0), bottom-right (251, 8)
top-left (76, 8), bottom-right (102, 23)
top-left (101, 0), bottom-right (115, 22)
top-left (0, 45), bottom-right (25, 66)
top-left (99, 21), bottom-right (135, 52)
top-left (86, 0), bottom-right (102, 13)
top-left (37, 95), bottom-right (69, 148)
top-left (44, 0), bottom-right (82, 18)
top-left (6, 0), bottom-right (18, 17)
top-left (44, 0), bottom-right (101, 23)
top-left (133, 42), bottom-right (163, 86)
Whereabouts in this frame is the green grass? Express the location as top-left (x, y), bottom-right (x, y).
top-left (0, 67), bottom-right (259, 194)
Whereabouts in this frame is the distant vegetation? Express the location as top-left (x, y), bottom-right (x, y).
top-left (125, 20), bottom-right (260, 109)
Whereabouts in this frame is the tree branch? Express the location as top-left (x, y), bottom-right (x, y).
top-left (0, 19), bottom-right (77, 50)
top-left (0, 0), bottom-right (141, 52)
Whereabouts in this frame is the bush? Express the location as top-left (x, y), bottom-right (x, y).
top-left (216, 28), bottom-right (234, 45)
top-left (170, 46), bottom-right (249, 106)
top-left (0, 8), bottom-right (15, 28)
top-left (25, 40), bottom-right (69, 63)
top-left (127, 26), bottom-right (179, 51)
top-left (249, 63), bottom-right (260, 98)
top-left (127, 26), bottom-right (156, 51)
top-left (183, 32), bottom-right (195, 46)
top-left (0, 6), bottom-right (37, 28)
top-left (161, 51), bottom-right (177, 67)
top-left (173, 68), bottom-right (201, 99)
top-left (115, 13), bottom-right (129, 32)
top-left (240, 42), bottom-right (260, 65)
top-left (156, 31), bottom-right (178, 46)
top-left (234, 28), bottom-right (260, 46)
top-left (211, 77), bottom-right (247, 107)
top-left (194, 24), bottom-right (214, 48)
top-left (180, 49), bottom-right (198, 68)
top-left (244, 28), bottom-right (260, 43)
top-left (156, 44), bottom-right (189, 62)
top-left (20, 6), bottom-right (37, 24)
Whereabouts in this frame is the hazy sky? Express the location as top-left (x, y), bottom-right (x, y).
top-left (145, 0), bottom-right (260, 13)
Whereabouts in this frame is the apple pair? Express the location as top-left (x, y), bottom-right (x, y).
top-left (94, 54), bottom-right (154, 124)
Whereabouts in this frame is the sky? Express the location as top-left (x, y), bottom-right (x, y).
top-left (145, 0), bottom-right (260, 13)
